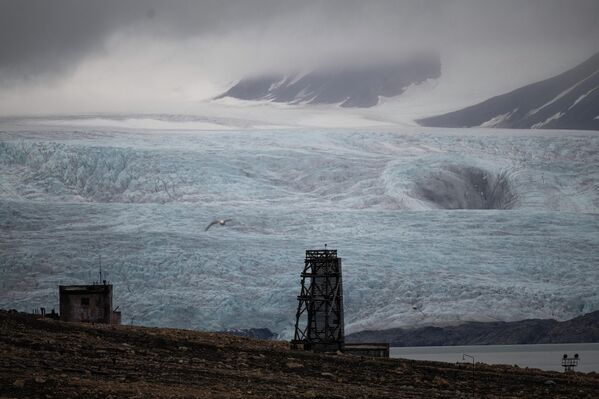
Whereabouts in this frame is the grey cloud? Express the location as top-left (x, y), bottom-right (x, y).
top-left (0, 0), bottom-right (598, 87)
top-left (0, 1), bottom-right (137, 83)
top-left (0, 0), bottom-right (306, 84)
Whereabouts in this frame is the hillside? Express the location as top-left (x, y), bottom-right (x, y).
top-left (418, 52), bottom-right (599, 130)
top-left (1, 311), bottom-right (599, 398)
top-left (215, 54), bottom-right (440, 108)
top-left (347, 311), bottom-right (599, 347)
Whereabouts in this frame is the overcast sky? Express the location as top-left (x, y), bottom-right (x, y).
top-left (1, 0), bottom-right (598, 115)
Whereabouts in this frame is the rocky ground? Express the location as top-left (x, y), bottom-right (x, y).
top-left (1, 311), bottom-right (598, 398)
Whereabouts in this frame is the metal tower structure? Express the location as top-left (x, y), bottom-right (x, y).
top-left (291, 248), bottom-right (344, 352)
top-left (562, 353), bottom-right (579, 372)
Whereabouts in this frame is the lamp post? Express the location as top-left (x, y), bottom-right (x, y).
top-left (463, 354), bottom-right (475, 398)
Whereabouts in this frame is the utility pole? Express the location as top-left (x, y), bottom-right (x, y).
top-left (99, 254), bottom-right (102, 283)
top-left (463, 353), bottom-right (475, 398)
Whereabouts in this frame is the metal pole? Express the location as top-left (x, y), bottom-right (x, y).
top-left (463, 354), bottom-right (475, 398)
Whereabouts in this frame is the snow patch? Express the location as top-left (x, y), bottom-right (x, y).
top-left (479, 108), bottom-right (518, 128)
top-left (297, 113), bottom-right (393, 128)
top-left (568, 87), bottom-right (598, 110)
top-left (38, 117), bottom-right (235, 131)
top-left (531, 112), bottom-right (565, 129)
top-left (291, 87), bottom-right (316, 104)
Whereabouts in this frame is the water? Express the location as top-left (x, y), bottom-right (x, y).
top-left (391, 343), bottom-right (599, 372)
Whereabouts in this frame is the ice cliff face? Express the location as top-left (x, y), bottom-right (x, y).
top-left (419, 52), bottom-right (599, 131)
top-left (1, 122), bottom-right (598, 337)
top-left (215, 54), bottom-right (441, 108)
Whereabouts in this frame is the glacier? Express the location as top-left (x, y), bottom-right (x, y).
top-left (1, 117), bottom-right (598, 338)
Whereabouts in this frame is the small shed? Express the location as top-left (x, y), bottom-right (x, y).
top-left (59, 283), bottom-right (119, 324)
top-left (343, 343), bottom-right (390, 358)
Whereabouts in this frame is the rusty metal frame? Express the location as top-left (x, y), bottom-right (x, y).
top-left (292, 249), bottom-right (344, 352)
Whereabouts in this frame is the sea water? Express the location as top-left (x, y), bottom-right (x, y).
top-left (392, 343), bottom-right (599, 372)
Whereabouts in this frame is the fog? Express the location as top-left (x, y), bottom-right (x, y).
top-left (1, 0), bottom-right (598, 115)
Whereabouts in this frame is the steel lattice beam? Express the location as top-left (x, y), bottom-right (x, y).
top-left (291, 249), bottom-right (344, 352)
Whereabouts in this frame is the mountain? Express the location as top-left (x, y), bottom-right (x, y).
top-left (346, 311), bottom-right (599, 347)
top-left (419, 52), bottom-right (599, 131)
top-left (215, 54), bottom-right (440, 108)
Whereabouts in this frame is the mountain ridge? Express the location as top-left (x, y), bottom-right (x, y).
top-left (418, 52), bottom-right (599, 131)
top-left (215, 54), bottom-right (441, 108)
top-left (346, 310), bottom-right (599, 347)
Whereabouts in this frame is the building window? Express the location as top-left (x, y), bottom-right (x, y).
top-left (81, 297), bottom-right (90, 306)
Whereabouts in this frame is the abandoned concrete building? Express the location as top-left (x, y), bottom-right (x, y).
top-left (59, 282), bottom-right (120, 324)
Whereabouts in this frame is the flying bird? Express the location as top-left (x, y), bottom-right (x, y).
top-left (412, 305), bottom-right (425, 316)
top-left (205, 219), bottom-right (232, 231)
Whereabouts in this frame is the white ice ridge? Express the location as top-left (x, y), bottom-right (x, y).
top-left (1, 122), bottom-right (598, 338)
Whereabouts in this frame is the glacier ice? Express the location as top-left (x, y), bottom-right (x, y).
top-left (0, 119), bottom-right (598, 338)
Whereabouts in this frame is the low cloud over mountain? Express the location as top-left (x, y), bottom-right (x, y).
top-left (216, 54), bottom-right (440, 108)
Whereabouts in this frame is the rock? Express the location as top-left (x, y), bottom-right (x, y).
top-left (34, 376), bottom-right (47, 384)
top-left (544, 380), bottom-right (556, 385)
top-left (433, 376), bottom-right (449, 387)
top-left (320, 372), bottom-right (335, 379)
top-left (286, 362), bottom-right (304, 369)
top-left (178, 346), bottom-right (188, 351)
top-left (217, 328), bottom-right (277, 340)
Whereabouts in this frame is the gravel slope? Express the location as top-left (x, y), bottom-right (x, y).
top-left (1, 311), bottom-right (598, 398)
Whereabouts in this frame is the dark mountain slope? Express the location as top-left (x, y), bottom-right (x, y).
top-left (419, 52), bottom-right (599, 131)
top-left (215, 54), bottom-right (441, 108)
top-left (347, 311), bottom-right (599, 347)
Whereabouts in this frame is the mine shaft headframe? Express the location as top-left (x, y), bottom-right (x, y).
top-left (292, 248), bottom-right (344, 352)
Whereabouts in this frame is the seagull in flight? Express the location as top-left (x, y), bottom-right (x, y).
top-left (412, 305), bottom-right (426, 316)
top-left (205, 219), bottom-right (232, 231)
